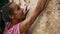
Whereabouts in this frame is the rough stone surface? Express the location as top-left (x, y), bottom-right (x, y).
top-left (10, 0), bottom-right (60, 34)
top-left (28, 0), bottom-right (60, 34)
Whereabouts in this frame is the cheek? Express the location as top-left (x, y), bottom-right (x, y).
top-left (13, 11), bottom-right (20, 18)
top-left (17, 11), bottom-right (24, 18)
top-left (19, 11), bottom-right (26, 19)
top-left (20, 11), bottom-right (25, 17)
top-left (19, 9), bottom-right (25, 16)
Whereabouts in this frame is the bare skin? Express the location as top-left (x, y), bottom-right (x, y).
top-left (8, 0), bottom-right (47, 34)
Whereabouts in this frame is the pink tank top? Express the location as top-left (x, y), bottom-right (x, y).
top-left (5, 22), bottom-right (20, 34)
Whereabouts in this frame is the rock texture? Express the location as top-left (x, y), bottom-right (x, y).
top-left (9, 0), bottom-right (60, 34)
top-left (28, 0), bottom-right (60, 34)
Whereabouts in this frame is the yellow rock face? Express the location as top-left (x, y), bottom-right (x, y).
top-left (28, 0), bottom-right (60, 34)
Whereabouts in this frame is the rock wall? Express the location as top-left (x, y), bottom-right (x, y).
top-left (28, 0), bottom-right (60, 34)
top-left (9, 0), bottom-right (60, 34)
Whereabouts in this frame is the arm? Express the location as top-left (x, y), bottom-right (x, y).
top-left (20, 0), bottom-right (47, 33)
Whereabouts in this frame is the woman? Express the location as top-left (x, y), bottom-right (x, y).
top-left (1, 0), bottom-right (47, 34)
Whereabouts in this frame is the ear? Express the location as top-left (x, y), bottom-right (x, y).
top-left (9, 15), bottom-right (14, 19)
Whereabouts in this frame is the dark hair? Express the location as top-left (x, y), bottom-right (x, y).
top-left (0, 2), bottom-right (13, 34)
top-left (1, 2), bottom-right (13, 22)
top-left (0, 9), bottom-right (5, 34)
top-left (0, 18), bottom-right (5, 34)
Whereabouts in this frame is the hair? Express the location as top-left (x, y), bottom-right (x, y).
top-left (0, 9), bottom-right (5, 34)
top-left (0, 2), bottom-right (13, 34)
top-left (0, 17), bottom-right (5, 34)
top-left (1, 2), bottom-right (13, 22)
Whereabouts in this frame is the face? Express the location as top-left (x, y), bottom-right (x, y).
top-left (9, 3), bottom-right (27, 20)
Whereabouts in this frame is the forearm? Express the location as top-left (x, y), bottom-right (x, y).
top-left (20, 0), bottom-right (47, 33)
top-left (35, 0), bottom-right (47, 12)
